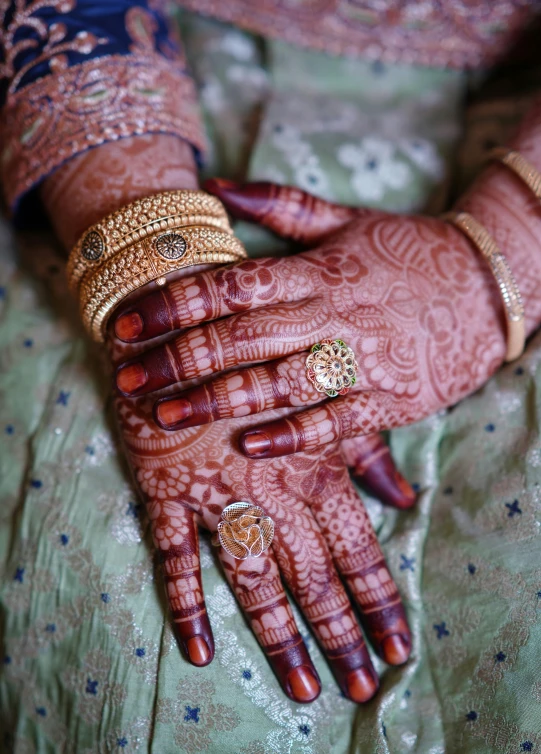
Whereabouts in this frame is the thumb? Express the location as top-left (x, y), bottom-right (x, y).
top-left (204, 178), bottom-right (357, 244)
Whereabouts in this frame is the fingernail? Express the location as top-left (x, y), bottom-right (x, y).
top-left (361, 467), bottom-right (417, 510)
top-left (381, 634), bottom-right (410, 666)
top-left (241, 431), bottom-right (272, 456)
top-left (156, 398), bottom-right (192, 427)
top-left (115, 312), bottom-right (143, 341)
top-left (346, 667), bottom-right (378, 703)
top-left (117, 363), bottom-right (148, 394)
top-left (394, 472), bottom-right (417, 507)
top-left (287, 666), bottom-right (320, 702)
top-left (186, 636), bottom-right (211, 666)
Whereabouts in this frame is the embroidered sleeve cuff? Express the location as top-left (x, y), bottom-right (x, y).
top-left (0, 51), bottom-right (205, 214)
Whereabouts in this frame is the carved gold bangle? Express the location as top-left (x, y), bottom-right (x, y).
top-left (78, 225), bottom-right (246, 342)
top-left (442, 212), bottom-right (525, 362)
top-left (67, 190), bottom-right (231, 292)
top-left (489, 148), bottom-right (541, 201)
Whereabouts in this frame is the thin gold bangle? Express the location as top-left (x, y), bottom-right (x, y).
top-left (489, 147), bottom-right (541, 201)
top-left (442, 211), bottom-right (525, 362)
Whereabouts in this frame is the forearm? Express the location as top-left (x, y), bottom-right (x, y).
top-left (1, 1), bottom-right (204, 241)
top-left (458, 94), bottom-right (541, 337)
top-left (41, 134), bottom-right (199, 251)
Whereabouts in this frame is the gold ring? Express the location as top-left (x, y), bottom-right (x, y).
top-left (211, 502), bottom-right (274, 560)
top-left (306, 338), bottom-right (358, 397)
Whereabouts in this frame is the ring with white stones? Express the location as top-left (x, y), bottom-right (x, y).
top-left (211, 502), bottom-right (274, 560)
top-left (306, 338), bottom-right (358, 398)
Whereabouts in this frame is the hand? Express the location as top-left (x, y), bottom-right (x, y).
top-left (111, 180), bottom-right (506, 460)
top-left (109, 320), bottom-right (412, 705)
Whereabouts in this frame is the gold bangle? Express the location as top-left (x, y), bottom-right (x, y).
top-left (489, 148), bottom-right (541, 201)
top-left (442, 211), bottom-right (525, 362)
top-left (79, 225), bottom-right (246, 342)
top-left (67, 190), bottom-right (231, 292)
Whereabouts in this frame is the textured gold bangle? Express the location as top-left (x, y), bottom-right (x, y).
top-left (79, 225), bottom-right (246, 342)
top-left (67, 190), bottom-right (231, 292)
top-left (489, 148), bottom-right (541, 201)
top-left (442, 211), bottom-right (525, 362)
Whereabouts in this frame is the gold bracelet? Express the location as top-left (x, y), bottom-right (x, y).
top-left (79, 225), bottom-right (246, 342)
top-left (67, 190), bottom-right (231, 292)
top-left (489, 147), bottom-right (541, 201)
top-left (442, 211), bottom-right (525, 362)
top-left (68, 190), bottom-right (247, 343)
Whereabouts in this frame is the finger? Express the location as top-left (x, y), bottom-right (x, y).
top-left (240, 393), bottom-right (398, 459)
top-left (205, 178), bottom-right (357, 244)
top-left (311, 480), bottom-right (411, 666)
top-left (115, 299), bottom-right (327, 396)
top-left (341, 434), bottom-right (416, 510)
top-left (271, 506), bottom-right (379, 703)
top-left (112, 255), bottom-right (314, 343)
top-left (154, 352), bottom-right (324, 430)
top-left (148, 500), bottom-right (214, 666)
top-left (218, 547), bottom-right (321, 703)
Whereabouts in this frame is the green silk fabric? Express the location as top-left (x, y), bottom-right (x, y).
top-left (1, 12), bottom-right (541, 754)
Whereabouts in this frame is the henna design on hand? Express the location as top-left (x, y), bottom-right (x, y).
top-left (112, 354), bottom-right (410, 703)
top-left (41, 134), bottom-right (198, 251)
top-left (112, 190), bottom-right (506, 457)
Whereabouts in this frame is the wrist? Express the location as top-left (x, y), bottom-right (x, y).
top-left (456, 93), bottom-right (541, 338)
top-left (41, 134), bottom-right (199, 251)
top-left (457, 164), bottom-right (541, 338)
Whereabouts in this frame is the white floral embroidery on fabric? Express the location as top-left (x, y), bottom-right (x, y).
top-left (227, 63), bottom-right (268, 90)
top-left (272, 124), bottom-right (331, 198)
top-left (399, 137), bottom-right (444, 179)
top-left (218, 31), bottom-right (256, 61)
top-left (337, 137), bottom-right (412, 201)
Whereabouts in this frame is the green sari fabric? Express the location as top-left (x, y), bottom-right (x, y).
top-left (1, 12), bottom-right (541, 754)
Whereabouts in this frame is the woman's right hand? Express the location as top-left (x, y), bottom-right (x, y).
top-left (110, 322), bottom-right (412, 705)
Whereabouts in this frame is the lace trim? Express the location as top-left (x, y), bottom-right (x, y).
top-left (0, 52), bottom-right (205, 212)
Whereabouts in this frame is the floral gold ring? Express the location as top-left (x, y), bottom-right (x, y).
top-left (211, 502), bottom-right (274, 560)
top-left (306, 338), bottom-right (358, 398)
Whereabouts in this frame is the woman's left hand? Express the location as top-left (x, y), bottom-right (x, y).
top-left (111, 180), bottom-right (505, 459)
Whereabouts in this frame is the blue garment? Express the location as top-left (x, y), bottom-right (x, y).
top-left (0, 1), bottom-right (177, 106)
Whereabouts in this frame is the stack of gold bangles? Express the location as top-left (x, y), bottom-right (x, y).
top-left (67, 190), bottom-right (247, 342)
top-left (442, 147), bottom-right (541, 363)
